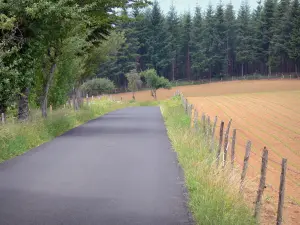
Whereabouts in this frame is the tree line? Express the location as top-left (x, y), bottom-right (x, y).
top-left (98, 0), bottom-right (300, 87)
top-left (0, 0), bottom-right (150, 119)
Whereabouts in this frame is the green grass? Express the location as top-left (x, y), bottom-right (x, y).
top-left (161, 96), bottom-right (258, 225)
top-left (0, 100), bottom-right (129, 163)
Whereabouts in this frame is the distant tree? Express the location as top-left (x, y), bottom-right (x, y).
top-left (261, 0), bottom-right (276, 75)
top-left (224, 3), bottom-right (236, 76)
top-left (140, 69), bottom-right (171, 99)
top-left (212, 3), bottom-right (226, 76)
top-left (81, 78), bottom-right (115, 96)
top-left (201, 4), bottom-right (215, 79)
top-left (288, 0), bottom-right (300, 75)
top-left (165, 3), bottom-right (180, 81)
top-left (270, 0), bottom-right (291, 73)
top-left (191, 6), bottom-right (205, 79)
top-left (180, 11), bottom-right (193, 80)
top-left (125, 70), bottom-right (142, 100)
top-left (236, 0), bottom-right (253, 76)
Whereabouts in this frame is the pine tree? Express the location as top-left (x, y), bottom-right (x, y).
top-left (252, 0), bottom-right (265, 74)
top-left (288, 0), bottom-right (300, 75)
top-left (147, 1), bottom-right (168, 75)
top-left (165, 4), bottom-right (180, 80)
top-left (191, 6), bottom-right (205, 79)
top-left (236, 0), bottom-right (253, 76)
top-left (270, 0), bottom-right (291, 73)
top-left (212, 2), bottom-right (226, 77)
top-left (180, 11), bottom-right (193, 80)
top-left (224, 3), bottom-right (236, 76)
top-left (261, 0), bottom-right (276, 75)
top-left (200, 4), bottom-right (215, 79)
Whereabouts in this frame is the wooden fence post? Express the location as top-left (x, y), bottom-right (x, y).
top-left (276, 158), bottom-right (287, 225)
top-left (210, 116), bottom-right (218, 152)
top-left (201, 113), bottom-right (206, 133)
top-left (1, 113), bottom-right (5, 124)
top-left (216, 121), bottom-right (224, 167)
top-left (189, 104), bottom-right (194, 117)
top-left (194, 109), bottom-right (199, 131)
top-left (240, 141), bottom-right (252, 192)
top-left (185, 99), bottom-right (188, 114)
top-left (223, 119), bottom-right (232, 167)
top-left (206, 116), bottom-right (211, 136)
top-left (231, 129), bottom-right (237, 169)
top-left (86, 94), bottom-right (89, 105)
top-left (254, 147), bottom-right (268, 219)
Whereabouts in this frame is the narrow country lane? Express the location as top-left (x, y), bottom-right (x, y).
top-left (0, 107), bottom-right (192, 225)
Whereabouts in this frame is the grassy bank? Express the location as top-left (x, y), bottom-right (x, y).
top-left (0, 100), bottom-right (128, 163)
top-left (161, 96), bottom-right (258, 225)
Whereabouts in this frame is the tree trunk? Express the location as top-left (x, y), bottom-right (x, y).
top-left (72, 90), bottom-right (76, 111)
top-left (172, 59), bottom-right (175, 81)
top-left (242, 63), bottom-right (244, 77)
top-left (186, 47), bottom-right (191, 80)
top-left (209, 65), bottom-right (212, 81)
top-left (268, 64), bottom-right (272, 76)
top-left (18, 87), bottom-right (29, 121)
top-left (41, 63), bottom-right (56, 118)
top-left (0, 104), bottom-right (6, 115)
top-left (295, 62), bottom-right (298, 75)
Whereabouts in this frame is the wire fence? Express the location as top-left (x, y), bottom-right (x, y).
top-left (175, 90), bottom-right (289, 225)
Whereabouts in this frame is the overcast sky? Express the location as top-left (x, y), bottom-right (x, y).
top-left (157, 0), bottom-right (258, 14)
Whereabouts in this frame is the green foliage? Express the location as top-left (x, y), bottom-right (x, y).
top-left (81, 78), bottom-right (115, 96)
top-left (161, 98), bottom-right (258, 225)
top-left (236, 0), bottom-right (253, 75)
top-left (125, 70), bottom-right (142, 99)
top-left (289, 0), bottom-right (300, 70)
top-left (140, 69), bottom-right (171, 98)
top-left (0, 0), bottom-right (150, 117)
top-left (191, 6), bottom-right (205, 78)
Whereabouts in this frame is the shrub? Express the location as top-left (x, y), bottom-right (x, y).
top-left (81, 78), bottom-right (115, 96)
top-left (125, 70), bottom-right (142, 100)
top-left (140, 69), bottom-right (171, 99)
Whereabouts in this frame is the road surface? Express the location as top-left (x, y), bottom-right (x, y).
top-left (0, 107), bottom-right (192, 225)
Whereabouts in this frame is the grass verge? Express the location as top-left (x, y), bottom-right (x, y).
top-left (0, 99), bottom-right (128, 163)
top-left (161, 96), bottom-right (258, 225)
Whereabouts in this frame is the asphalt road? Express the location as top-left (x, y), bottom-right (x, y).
top-left (0, 106), bottom-right (192, 225)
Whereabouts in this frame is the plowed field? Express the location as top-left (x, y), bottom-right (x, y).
top-left (113, 79), bottom-right (300, 224)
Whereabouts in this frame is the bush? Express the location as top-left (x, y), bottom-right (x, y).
top-left (140, 69), bottom-right (171, 99)
top-left (125, 70), bottom-right (142, 100)
top-left (81, 78), bottom-right (115, 96)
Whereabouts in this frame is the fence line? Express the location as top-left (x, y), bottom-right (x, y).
top-left (175, 91), bottom-right (288, 223)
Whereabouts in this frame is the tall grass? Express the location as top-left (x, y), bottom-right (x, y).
top-left (0, 100), bottom-right (128, 163)
top-left (161, 96), bottom-right (258, 225)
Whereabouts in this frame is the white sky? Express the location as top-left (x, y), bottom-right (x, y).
top-left (157, 0), bottom-right (258, 14)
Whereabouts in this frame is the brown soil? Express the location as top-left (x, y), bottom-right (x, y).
top-left (113, 79), bottom-right (300, 101)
